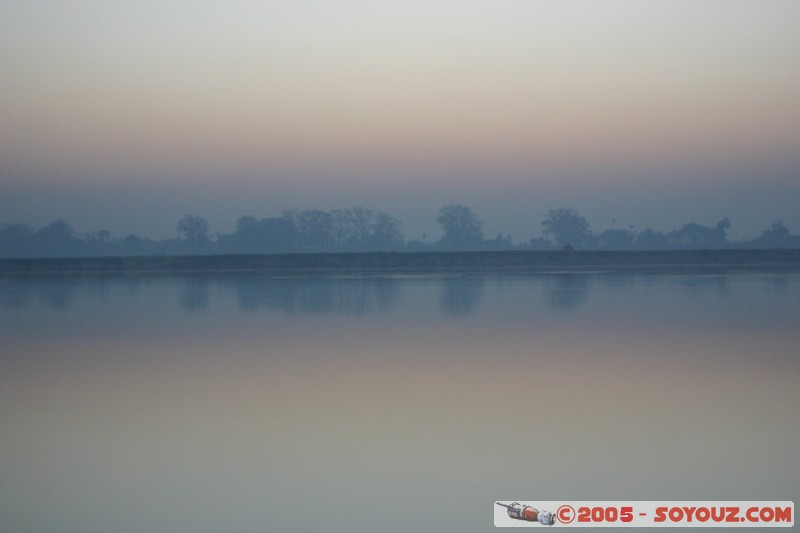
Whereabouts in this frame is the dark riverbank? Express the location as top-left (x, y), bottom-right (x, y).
top-left (2, 249), bottom-right (800, 276)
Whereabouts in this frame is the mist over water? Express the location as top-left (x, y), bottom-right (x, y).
top-left (3, 3), bottom-right (799, 529)
top-left (3, 2), bottom-right (800, 240)
top-left (1, 272), bottom-right (798, 531)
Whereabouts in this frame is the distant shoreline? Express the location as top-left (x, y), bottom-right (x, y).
top-left (2, 249), bottom-right (800, 276)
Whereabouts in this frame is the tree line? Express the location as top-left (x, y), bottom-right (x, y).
top-left (1, 205), bottom-right (799, 258)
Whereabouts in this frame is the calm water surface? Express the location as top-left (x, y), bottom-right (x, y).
top-left (1, 273), bottom-right (798, 531)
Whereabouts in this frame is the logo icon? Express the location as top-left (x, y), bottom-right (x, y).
top-left (496, 502), bottom-right (556, 526)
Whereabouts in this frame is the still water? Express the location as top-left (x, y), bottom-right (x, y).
top-left (1, 272), bottom-right (798, 531)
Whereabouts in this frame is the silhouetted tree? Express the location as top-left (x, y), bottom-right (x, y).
top-left (219, 214), bottom-right (296, 253)
top-left (436, 204), bottom-right (484, 250)
top-left (123, 234), bottom-right (142, 255)
top-left (405, 239), bottom-right (427, 251)
top-left (484, 233), bottom-right (512, 250)
top-left (331, 207), bottom-right (403, 250)
top-left (215, 208), bottom-right (403, 253)
top-left (369, 211), bottom-right (404, 249)
top-left (635, 228), bottom-right (668, 249)
top-left (666, 218), bottom-right (730, 248)
top-left (287, 209), bottom-right (335, 251)
top-left (596, 228), bottom-right (635, 249)
top-left (35, 220), bottom-right (85, 256)
top-left (332, 207), bottom-right (369, 247)
top-left (541, 208), bottom-right (592, 247)
top-left (83, 229), bottom-right (113, 255)
top-left (225, 215), bottom-right (263, 253)
top-left (5, 206), bottom-right (800, 258)
top-left (236, 215), bottom-right (260, 235)
top-left (176, 215), bottom-right (210, 251)
top-left (261, 216), bottom-right (297, 251)
top-left (749, 221), bottom-right (800, 248)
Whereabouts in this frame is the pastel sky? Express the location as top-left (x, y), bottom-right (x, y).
top-left (2, 1), bottom-right (799, 241)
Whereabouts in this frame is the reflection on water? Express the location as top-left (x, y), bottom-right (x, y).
top-left (0, 271), bottom-right (770, 316)
top-left (0, 273), bottom-right (799, 532)
top-left (545, 274), bottom-right (588, 310)
top-left (233, 277), bottom-right (401, 315)
top-left (180, 277), bottom-right (210, 311)
top-left (439, 278), bottom-right (484, 316)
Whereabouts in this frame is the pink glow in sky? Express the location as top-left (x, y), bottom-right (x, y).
top-left (2, 1), bottom-right (799, 240)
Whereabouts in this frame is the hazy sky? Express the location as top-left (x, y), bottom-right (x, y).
top-left (2, 1), bottom-right (799, 241)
